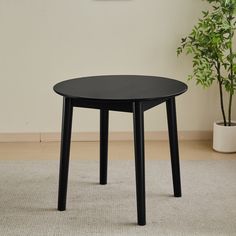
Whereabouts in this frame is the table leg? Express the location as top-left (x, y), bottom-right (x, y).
top-left (166, 97), bottom-right (182, 197)
top-left (100, 109), bottom-right (109, 185)
top-left (133, 102), bottom-right (146, 226)
top-left (58, 97), bottom-right (73, 211)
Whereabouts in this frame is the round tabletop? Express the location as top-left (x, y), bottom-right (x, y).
top-left (53, 75), bottom-right (187, 102)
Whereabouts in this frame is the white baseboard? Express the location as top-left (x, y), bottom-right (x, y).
top-left (0, 131), bottom-right (212, 143)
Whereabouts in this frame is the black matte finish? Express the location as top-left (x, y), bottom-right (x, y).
top-left (54, 75), bottom-right (187, 225)
top-left (58, 97), bottom-right (73, 211)
top-left (166, 98), bottom-right (182, 197)
top-left (133, 102), bottom-right (146, 226)
top-left (100, 110), bottom-right (109, 185)
top-left (54, 75), bottom-right (187, 102)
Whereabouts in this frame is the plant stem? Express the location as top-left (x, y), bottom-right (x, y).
top-left (228, 42), bottom-right (233, 126)
top-left (228, 13), bottom-right (234, 126)
top-left (216, 63), bottom-right (227, 126)
top-left (228, 92), bottom-right (233, 126)
top-left (219, 81), bottom-right (227, 126)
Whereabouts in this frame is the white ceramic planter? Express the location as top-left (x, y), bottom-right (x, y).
top-left (213, 121), bottom-right (236, 153)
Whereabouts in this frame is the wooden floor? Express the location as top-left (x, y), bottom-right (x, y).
top-left (0, 141), bottom-right (235, 160)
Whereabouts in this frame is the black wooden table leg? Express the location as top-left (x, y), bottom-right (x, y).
top-left (58, 97), bottom-right (73, 211)
top-left (100, 109), bottom-right (109, 185)
top-left (166, 97), bottom-right (182, 197)
top-left (133, 102), bottom-right (146, 226)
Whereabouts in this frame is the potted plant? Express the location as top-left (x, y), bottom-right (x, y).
top-left (177, 0), bottom-right (236, 153)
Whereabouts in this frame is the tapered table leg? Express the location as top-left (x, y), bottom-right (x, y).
top-left (166, 97), bottom-right (182, 197)
top-left (133, 102), bottom-right (146, 226)
top-left (58, 97), bottom-right (73, 211)
top-left (100, 110), bottom-right (109, 185)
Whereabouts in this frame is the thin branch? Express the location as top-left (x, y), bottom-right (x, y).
top-left (228, 12), bottom-right (234, 126)
top-left (216, 62), bottom-right (227, 126)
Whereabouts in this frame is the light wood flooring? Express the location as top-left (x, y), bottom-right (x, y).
top-left (0, 141), bottom-right (235, 160)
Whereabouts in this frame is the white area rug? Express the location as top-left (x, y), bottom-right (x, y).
top-left (0, 160), bottom-right (235, 236)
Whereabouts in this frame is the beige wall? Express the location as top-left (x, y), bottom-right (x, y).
top-left (0, 0), bottom-right (235, 133)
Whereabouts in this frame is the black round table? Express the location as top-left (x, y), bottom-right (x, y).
top-left (54, 75), bottom-right (187, 226)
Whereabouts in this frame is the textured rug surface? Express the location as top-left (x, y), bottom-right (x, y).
top-left (0, 160), bottom-right (235, 236)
